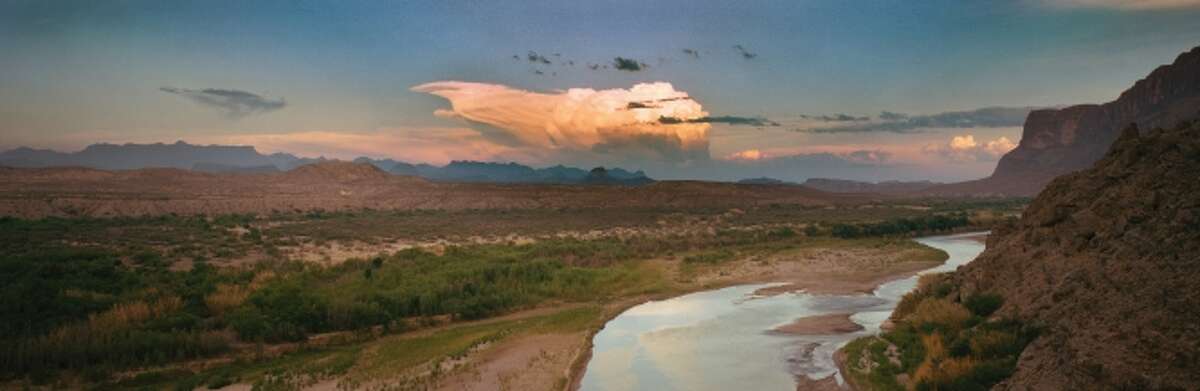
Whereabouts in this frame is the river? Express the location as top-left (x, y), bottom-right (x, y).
top-left (578, 232), bottom-right (988, 391)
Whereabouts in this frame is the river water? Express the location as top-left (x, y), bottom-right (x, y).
top-left (578, 232), bottom-right (988, 391)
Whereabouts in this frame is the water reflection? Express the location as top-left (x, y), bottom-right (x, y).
top-left (579, 232), bottom-right (988, 391)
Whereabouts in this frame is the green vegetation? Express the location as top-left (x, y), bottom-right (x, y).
top-left (843, 275), bottom-right (1039, 391)
top-left (829, 214), bottom-right (972, 239)
top-left (0, 199), bottom-right (1023, 387)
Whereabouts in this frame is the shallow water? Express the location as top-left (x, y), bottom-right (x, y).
top-left (578, 232), bottom-right (988, 391)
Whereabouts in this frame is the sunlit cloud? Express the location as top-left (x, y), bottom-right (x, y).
top-left (412, 81), bottom-right (711, 163)
top-left (724, 149), bottom-right (767, 161)
top-left (922, 135), bottom-right (1016, 162)
top-left (721, 147), bottom-right (892, 166)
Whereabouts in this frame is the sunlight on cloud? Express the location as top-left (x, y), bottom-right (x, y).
top-left (724, 149), bottom-right (767, 161)
top-left (923, 135), bottom-right (1016, 162)
top-left (412, 81), bottom-right (711, 162)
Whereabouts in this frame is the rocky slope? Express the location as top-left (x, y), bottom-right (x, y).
top-left (947, 121), bottom-right (1200, 389)
top-left (927, 45), bottom-right (1200, 197)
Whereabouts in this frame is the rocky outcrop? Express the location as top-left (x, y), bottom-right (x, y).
top-left (928, 46), bottom-right (1200, 196)
top-left (947, 121), bottom-right (1200, 389)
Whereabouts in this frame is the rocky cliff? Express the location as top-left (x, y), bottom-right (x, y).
top-left (949, 121), bottom-right (1200, 389)
top-left (928, 46), bottom-right (1200, 196)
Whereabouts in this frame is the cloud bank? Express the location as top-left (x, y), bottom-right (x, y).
top-left (412, 81), bottom-right (711, 162)
top-left (160, 87), bottom-right (286, 118)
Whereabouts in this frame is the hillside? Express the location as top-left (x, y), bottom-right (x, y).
top-left (842, 121), bottom-right (1200, 390)
top-left (926, 46), bottom-right (1200, 197)
top-left (946, 121), bottom-right (1200, 389)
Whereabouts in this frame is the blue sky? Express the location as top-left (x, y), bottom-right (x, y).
top-left (2, 0), bottom-right (1199, 181)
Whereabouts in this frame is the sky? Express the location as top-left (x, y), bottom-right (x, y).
top-left (2, 0), bottom-right (1200, 182)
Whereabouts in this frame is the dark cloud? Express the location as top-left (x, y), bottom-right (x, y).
top-left (682, 48), bottom-right (700, 59)
top-left (800, 113), bottom-right (870, 122)
top-left (527, 51), bottom-right (551, 64)
top-left (591, 133), bottom-right (710, 163)
top-left (613, 57), bottom-right (648, 72)
top-left (733, 44), bottom-right (757, 59)
top-left (659, 115), bottom-right (779, 127)
top-left (625, 96), bottom-right (694, 110)
top-left (160, 87), bottom-right (286, 118)
top-left (798, 106), bottom-right (1036, 133)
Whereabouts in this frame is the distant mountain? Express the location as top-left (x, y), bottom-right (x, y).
top-left (736, 177), bottom-right (795, 185)
top-left (927, 45), bottom-right (1200, 197)
top-left (801, 178), bottom-right (940, 194)
top-left (0, 141), bottom-right (305, 171)
top-left (0, 142), bottom-right (653, 185)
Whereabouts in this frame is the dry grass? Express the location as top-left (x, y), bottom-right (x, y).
top-left (906, 298), bottom-right (971, 333)
top-left (205, 284), bottom-right (252, 316)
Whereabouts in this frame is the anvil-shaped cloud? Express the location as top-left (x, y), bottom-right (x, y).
top-left (411, 81), bottom-right (711, 162)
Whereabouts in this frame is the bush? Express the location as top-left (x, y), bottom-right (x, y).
top-left (965, 293), bottom-right (1003, 317)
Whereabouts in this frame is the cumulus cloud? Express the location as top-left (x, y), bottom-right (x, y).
top-left (1038, 0), bottom-right (1200, 9)
top-left (797, 106), bottom-right (1034, 133)
top-left (160, 87), bottom-right (286, 118)
top-left (922, 135), bottom-right (1016, 162)
top-left (725, 149), bottom-right (767, 161)
top-left (412, 81), bottom-right (711, 162)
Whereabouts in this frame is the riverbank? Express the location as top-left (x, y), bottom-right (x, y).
top-left (569, 232), bottom-right (987, 391)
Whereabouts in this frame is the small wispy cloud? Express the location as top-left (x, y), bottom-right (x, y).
top-left (799, 113), bottom-right (870, 122)
top-left (659, 115), bottom-right (779, 127)
top-left (160, 87), bottom-right (286, 118)
top-left (1038, 0), bottom-right (1200, 10)
top-left (613, 57), bottom-right (648, 72)
top-left (796, 106), bottom-right (1035, 133)
top-left (733, 44), bottom-right (757, 59)
top-left (526, 50), bottom-right (552, 64)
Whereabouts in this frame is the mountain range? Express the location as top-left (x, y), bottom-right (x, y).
top-left (0, 142), bottom-right (653, 185)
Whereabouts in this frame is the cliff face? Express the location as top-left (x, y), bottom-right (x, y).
top-left (950, 122), bottom-right (1200, 389)
top-left (929, 46), bottom-right (1200, 196)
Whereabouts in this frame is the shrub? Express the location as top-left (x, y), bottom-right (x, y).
top-left (907, 298), bottom-right (971, 333)
top-left (964, 293), bottom-right (1003, 317)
